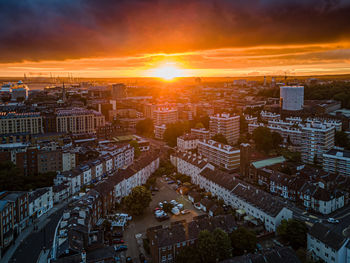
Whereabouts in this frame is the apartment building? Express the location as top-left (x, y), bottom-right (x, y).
top-left (177, 134), bottom-right (198, 152)
top-left (209, 113), bottom-right (240, 144)
top-left (198, 139), bottom-right (240, 171)
top-left (301, 122), bottom-right (335, 164)
top-left (323, 149), bottom-right (350, 177)
top-left (153, 107), bottom-right (178, 126)
top-left (62, 151), bottom-right (76, 172)
top-left (190, 128), bottom-right (210, 140)
top-left (37, 149), bottom-right (62, 174)
top-left (0, 112), bottom-right (43, 135)
top-left (155, 124), bottom-right (166, 139)
top-left (260, 111), bottom-right (280, 121)
top-left (56, 107), bottom-right (105, 134)
top-left (0, 199), bottom-right (14, 255)
top-left (28, 187), bottom-right (53, 218)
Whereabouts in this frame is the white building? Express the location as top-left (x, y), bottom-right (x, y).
top-left (28, 187), bottom-right (54, 218)
top-left (280, 86), bottom-right (304, 111)
top-left (307, 223), bottom-right (350, 263)
top-left (190, 128), bottom-right (210, 140)
top-left (62, 151), bottom-right (76, 172)
top-left (177, 134), bottom-right (198, 152)
top-left (198, 139), bottom-right (240, 171)
top-left (153, 107), bottom-right (178, 126)
top-left (209, 113), bottom-right (240, 144)
top-left (154, 124), bottom-right (166, 140)
top-left (323, 149), bottom-right (350, 177)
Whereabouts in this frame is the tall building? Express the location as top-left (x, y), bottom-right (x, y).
top-left (209, 113), bottom-right (240, 144)
top-left (191, 128), bottom-right (210, 140)
top-left (198, 139), bottom-right (240, 171)
top-left (301, 122), bottom-right (335, 164)
top-left (153, 107), bottom-right (178, 126)
top-left (280, 86), bottom-right (304, 111)
top-left (111, 83), bottom-right (127, 99)
top-left (0, 112), bottom-right (43, 136)
top-left (240, 143), bottom-right (251, 177)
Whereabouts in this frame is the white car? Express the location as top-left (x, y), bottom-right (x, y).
top-left (194, 203), bottom-right (201, 210)
top-left (327, 218), bottom-right (339, 224)
top-left (158, 202), bottom-right (163, 208)
top-left (176, 204), bottom-right (184, 210)
top-left (171, 207), bottom-right (180, 215)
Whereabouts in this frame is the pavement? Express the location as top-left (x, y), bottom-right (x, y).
top-left (1, 199), bottom-right (70, 263)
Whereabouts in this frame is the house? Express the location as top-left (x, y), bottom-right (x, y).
top-left (199, 198), bottom-right (215, 212)
top-left (28, 187), bottom-right (54, 218)
top-left (53, 184), bottom-right (70, 204)
top-left (307, 222), bottom-right (350, 263)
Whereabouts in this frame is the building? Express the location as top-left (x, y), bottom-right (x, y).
top-left (280, 86), bottom-right (304, 111)
top-left (153, 107), bottom-right (178, 126)
top-left (198, 139), bottom-right (240, 171)
top-left (240, 143), bottom-right (251, 178)
top-left (0, 199), bottom-right (14, 256)
top-left (155, 124), bottom-right (166, 139)
top-left (190, 127), bottom-right (210, 140)
top-left (209, 113), bottom-right (240, 144)
top-left (28, 187), bottom-right (54, 218)
top-left (147, 214), bottom-right (237, 263)
top-left (0, 112), bottom-right (43, 136)
top-left (177, 134), bottom-right (198, 152)
top-left (111, 83), bottom-right (127, 99)
top-left (56, 107), bottom-right (104, 134)
top-left (37, 149), bottom-right (62, 174)
top-left (301, 122), bottom-right (335, 164)
top-left (62, 150), bottom-right (76, 172)
top-left (307, 222), bottom-right (350, 263)
top-left (323, 149), bottom-right (350, 177)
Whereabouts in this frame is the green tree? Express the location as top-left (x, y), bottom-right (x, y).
top-left (163, 122), bottom-right (189, 147)
top-left (123, 186), bottom-right (152, 216)
top-left (213, 228), bottom-right (232, 260)
top-left (136, 118), bottom-right (154, 137)
top-left (162, 202), bottom-right (174, 213)
top-left (230, 227), bottom-right (257, 256)
top-left (240, 115), bottom-right (248, 133)
top-left (197, 230), bottom-right (217, 263)
top-left (335, 130), bottom-right (350, 149)
top-left (252, 126), bottom-right (273, 153)
top-left (195, 122), bottom-right (204, 129)
top-left (277, 219), bottom-right (308, 249)
top-left (129, 140), bottom-right (141, 158)
top-left (211, 133), bottom-right (228, 145)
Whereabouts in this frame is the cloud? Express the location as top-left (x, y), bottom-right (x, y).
top-left (0, 0), bottom-right (350, 63)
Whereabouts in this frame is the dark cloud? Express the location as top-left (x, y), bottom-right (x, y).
top-left (0, 0), bottom-right (350, 62)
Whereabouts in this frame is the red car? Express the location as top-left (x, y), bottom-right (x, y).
top-left (113, 239), bottom-right (125, 244)
top-left (154, 207), bottom-right (160, 211)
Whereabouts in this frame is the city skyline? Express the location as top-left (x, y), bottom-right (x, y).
top-left (1, 1), bottom-right (350, 78)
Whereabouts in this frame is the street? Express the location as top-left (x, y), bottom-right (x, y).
top-left (8, 205), bottom-right (67, 263)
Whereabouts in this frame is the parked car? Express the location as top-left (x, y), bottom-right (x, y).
top-left (177, 204), bottom-right (184, 210)
top-left (113, 238), bottom-right (125, 244)
top-left (328, 218), bottom-right (339, 224)
top-left (181, 209), bottom-right (190, 215)
top-left (171, 207), bottom-right (180, 215)
top-left (168, 180), bottom-right (175, 184)
top-left (114, 245), bottom-right (128, 251)
top-left (170, 200), bottom-right (177, 205)
top-left (157, 214), bottom-right (169, 221)
top-left (154, 207), bottom-right (161, 211)
top-left (126, 257), bottom-right (133, 262)
top-left (153, 187), bottom-right (159, 191)
top-left (158, 202), bottom-right (163, 208)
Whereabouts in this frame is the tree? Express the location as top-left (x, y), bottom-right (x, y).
top-left (277, 219), bottom-right (307, 249)
top-left (213, 228), bottom-right (232, 260)
top-left (252, 126), bottom-right (273, 153)
top-left (136, 118), bottom-right (154, 137)
top-left (271, 131), bottom-right (283, 149)
top-left (195, 122), bottom-right (204, 129)
top-left (197, 230), bottom-right (217, 263)
top-left (176, 246), bottom-right (201, 263)
top-left (240, 115), bottom-right (248, 133)
top-left (129, 140), bottom-right (141, 158)
top-left (163, 122), bottom-right (189, 147)
top-left (211, 133), bottom-right (228, 145)
top-left (230, 227), bottom-right (257, 256)
top-left (123, 186), bottom-right (152, 216)
top-left (335, 130), bottom-right (350, 149)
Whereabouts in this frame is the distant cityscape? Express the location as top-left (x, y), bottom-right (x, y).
top-left (0, 76), bottom-right (349, 263)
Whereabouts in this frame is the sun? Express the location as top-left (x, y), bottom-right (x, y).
top-left (149, 63), bottom-right (185, 80)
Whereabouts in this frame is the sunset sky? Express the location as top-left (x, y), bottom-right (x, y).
top-left (1, 0), bottom-right (350, 78)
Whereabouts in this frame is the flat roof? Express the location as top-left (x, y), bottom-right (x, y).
top-left (252, 156), bottom-right (286, 169)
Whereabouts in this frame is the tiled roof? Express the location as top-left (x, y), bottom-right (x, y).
top-left (309, 223), bottom-right (348, 251)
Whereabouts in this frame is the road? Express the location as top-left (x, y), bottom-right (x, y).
top-left (9, 206), bottom-right (67, 263)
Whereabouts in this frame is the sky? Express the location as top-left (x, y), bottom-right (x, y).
top-left (1, 0), bottom-right (350, 78)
